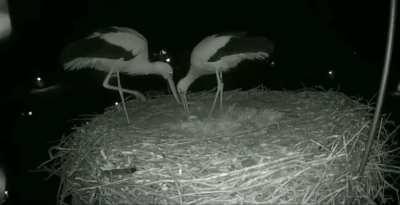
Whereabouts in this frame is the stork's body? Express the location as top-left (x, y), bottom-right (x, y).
top-left (61, 26), bottom-right (180, 123)
top-left (0, 166), bottom-right (6, 204)
top-left (0, 0), bottom-right (11, 40)
top-left (177, 32), bottom-right (274, 116)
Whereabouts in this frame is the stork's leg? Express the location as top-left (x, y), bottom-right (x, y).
top-left (116, 70), bottom-right (130, 124)
top-left (182, 93), bottom-right (190, 113)
top-left (219, 72), bottom-right (224, 111)
top-left (208, 71), bottom-right (222, 117)
top-left (102, 69), bottom-right (146, 101)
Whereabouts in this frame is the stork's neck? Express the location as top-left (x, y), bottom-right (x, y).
top-left (124, 59), bottom-right (159, 76)
top-left (179, 66), bottom-right (202, 93)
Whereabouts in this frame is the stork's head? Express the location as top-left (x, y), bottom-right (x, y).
top-left (153, 62), bottom-right (180, 104)
top-left (154, 62), bottom-right (173, 79)
top-left (176, 77), bottom-right (189, 96)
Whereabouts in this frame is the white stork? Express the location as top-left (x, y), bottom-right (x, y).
top-left (61, 26), bottom-right (180, 123)
top-left (392, 81), bottom-right (400, 97)
top-left (177, 32), bottom-right (274, 116)
top-left (0, 166), bottom-right (6, 204)
top-left (0, 0), bottom-right (12, 41)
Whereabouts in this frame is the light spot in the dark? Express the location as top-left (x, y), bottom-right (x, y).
top-left (269, 60), bottom-right (275, 67)
top-left (33, 75), bottom-right (45, 88)
top-left (20, 110), bottom-right (33, 117)
top-left (327, 69), bottom-right (335, 80)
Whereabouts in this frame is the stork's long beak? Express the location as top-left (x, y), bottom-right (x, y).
top-left (166, 75), bottom-right (181, 104)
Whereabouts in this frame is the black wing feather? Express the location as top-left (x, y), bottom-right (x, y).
top-left (61, 36), bottom-right (136, 63)
top-left (209, 35), bottom-right (274, 62)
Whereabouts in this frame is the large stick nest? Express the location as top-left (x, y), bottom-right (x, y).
top-left (40, 88), bottom-right (400, 205)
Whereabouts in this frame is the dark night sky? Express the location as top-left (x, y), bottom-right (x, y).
top-left (0, 1), bottom-right (399, 204)
top-left (3, 0), bottom-right (394, 92)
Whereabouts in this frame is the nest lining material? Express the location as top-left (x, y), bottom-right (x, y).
top-left (40, 88), bottom-right (399, 205)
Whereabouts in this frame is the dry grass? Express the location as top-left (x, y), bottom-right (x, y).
top-left (39, 87), bottom-right (400, 205)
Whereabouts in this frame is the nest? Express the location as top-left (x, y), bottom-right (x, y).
top-left (40, 87), bottom-right (400, 205)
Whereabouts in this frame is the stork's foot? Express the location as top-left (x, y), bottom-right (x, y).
top-left (188, 115), bottom-right (198, 121)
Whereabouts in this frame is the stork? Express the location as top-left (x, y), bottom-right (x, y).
top-left (61, 26), bottom-right (180, 123)
top-left (0, 0), bottom-right (12, 40)
top-left (0, 166), bottom-right (6, 204)
top-left (392, 81), bottom-right (400, 97)
top-left (177, 32), bottom-right (274, 116)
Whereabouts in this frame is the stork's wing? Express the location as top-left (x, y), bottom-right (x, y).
top-left (95, 27), bottom-right (149, 59)
top-left (61, 27), bottom-right (149, 70)
top-left (214, 31), bottom-right (247, 38)
top-left (61, 37), bottom-right (137, 63)
top-left (63, 57), bottom-right (110, 71)
top-left (212, 52), bottom-right (270, 72)
top-left (209, 36), bottom-right (274, 62)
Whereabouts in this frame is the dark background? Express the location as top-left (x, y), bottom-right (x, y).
top-left (0, 0), bottom-right (399, 204)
